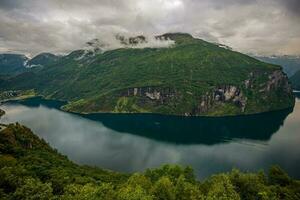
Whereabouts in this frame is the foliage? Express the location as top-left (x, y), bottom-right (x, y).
top-left (0, 124), bottom-right (300, 199)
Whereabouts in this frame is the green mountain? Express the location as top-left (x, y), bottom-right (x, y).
top-left (0, 33), bottom-right (294, 116)
top-left (290, 70), bottom-right (300, 90)
top-left (1, 123), bottom-right (299, 199)
top-left (0, 54), bottom-right (27, 75)
top-left (0, 53), bottom-right (60, 76)
top-left (26, 53), bottom-right (61, 68)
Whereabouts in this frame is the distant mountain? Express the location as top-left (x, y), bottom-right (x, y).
top-left (0, 54), bottom-right (27, 75)
top-left (0, 33), bottom-right (294, 116)
top-left (0, 53), bottom-right (60, 76)
top-left (255, 56), bottom-right (300, 77)
top-left (290, 70), bottom-right (300, 90)
top-left (25, 53), bottom-right (61, 68)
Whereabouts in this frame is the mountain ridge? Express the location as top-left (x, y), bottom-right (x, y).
top-left (0, 53), bottom-right (60, 75)
top-left (0, 33), bottom-right (295, 116)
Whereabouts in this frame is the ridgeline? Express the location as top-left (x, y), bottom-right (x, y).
top-left (0, 33), bottom-right (294, 116)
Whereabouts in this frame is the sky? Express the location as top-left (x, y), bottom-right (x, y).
top-left (0, 0), bottom-right (300, 56)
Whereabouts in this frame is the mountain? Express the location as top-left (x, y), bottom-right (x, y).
top-left (290, 70), bottom-right (300, 90)
top-left (25, 53), bottom-right (61, 68)
top-left (0, 53), bottom-right (60, 76)
top-left (255, 55), bottom-right (300, 77)
top-left (0, 54), bottom-right (27, 75)
top-left (0, 33), bottom-right (295, 116)
top-left (0, 123), bottom-right (299, 199)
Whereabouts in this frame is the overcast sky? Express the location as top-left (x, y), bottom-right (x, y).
top-left (0, 0), bottom-right (299, 56)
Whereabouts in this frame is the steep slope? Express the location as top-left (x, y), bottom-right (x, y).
top-left (0, 33), bottom-right (294, 116)
top-left (290, 70), bottom-right (300, 90)
top-left (1, 123), bottom-right (299, 199)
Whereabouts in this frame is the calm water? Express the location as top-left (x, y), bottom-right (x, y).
top-left (1, 95), bottom-right (300, 179)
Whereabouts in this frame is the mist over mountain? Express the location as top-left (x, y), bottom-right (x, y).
top-left (0, 33), bottom-right (294, 116)
top-left (0, 53), bottom-right (61, 76)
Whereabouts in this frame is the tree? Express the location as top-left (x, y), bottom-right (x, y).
top-left (117, 185), bottom-right (153, 200)
top-left (268, 165), bottom-right (291, 186)
top-left (175, 175), bottom-right (204, 200)
top-left (205, 174), bottom-right (240, 200)
top-left (13, 178), bottom-right (53, 200)
top-left (152, 176), bottom-right (176, 200)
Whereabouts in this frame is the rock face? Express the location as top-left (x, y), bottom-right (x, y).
top-left (261, 70), bottom-right (292, 93)
top-left (122, 87), bottom-right (176, 103)
top-left (196, 85), bottom-right (246, 114)
top-left (115, 69), bottom-right (294, 116)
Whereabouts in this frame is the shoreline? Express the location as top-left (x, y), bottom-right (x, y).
top-left (1, 95), bottom-right (296, 119)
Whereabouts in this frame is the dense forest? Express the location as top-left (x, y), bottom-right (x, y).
top-left (0, 123), bottom-right (300, 199)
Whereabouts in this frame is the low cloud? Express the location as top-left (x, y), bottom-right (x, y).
top-left (0, 0), bottom-right (299, 56)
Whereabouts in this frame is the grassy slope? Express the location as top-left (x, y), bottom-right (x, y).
top-left (0, 33), bottom-right (293, 116)
top-left (1, 123), bottom-right (300, 199)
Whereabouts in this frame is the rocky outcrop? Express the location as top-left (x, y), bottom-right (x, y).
top-left (120, 87), bottom-right (177, 104)
top-left (119, 85), bottom-right (247, 115)
top-left (195, 85), bottom-right (246, 114)
top-left (264, 70), bottom-right (291, 93)
top-left (113, 69), bottom-right (293, 116)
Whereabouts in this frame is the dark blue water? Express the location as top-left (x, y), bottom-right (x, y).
top-left (1, 96), bottom-right (300, 179)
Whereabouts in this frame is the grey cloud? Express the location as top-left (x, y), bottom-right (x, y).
top-left (279, 0), bottom-right (300, 16)
top-left (0, 0), bottom-right (299, 56)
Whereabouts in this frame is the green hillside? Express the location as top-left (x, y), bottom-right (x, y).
top-left (1, 123), bottom-right (300, 199)
top-left (26, 53), bottom-right (61, 68)
top-left (0, 33), bottom-right (294, 116)
top-left (0, 54), bottom-right (27, 75)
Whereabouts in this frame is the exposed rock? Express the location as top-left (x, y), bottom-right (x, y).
top-left (196, 85), bottom-right (246, 114)
top-left (244, 79), bottom-right (251, 89)
top-left (121, 85), bottom-right (247, 115)
top-left (251, 70), bottom-right (292, 96)
top-left (266, 70), bottom-right (292, 93)
top-left (115, 69), bottom-right (293, 116)
top-left (121, 87), bottom-right (177, 104)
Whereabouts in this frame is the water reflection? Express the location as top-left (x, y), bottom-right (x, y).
top-left (4, 97), bottom-right (293, 145)
top-left (1, 97), bottom-right (299, 179)
top-left (83, 109), bottom-right (292, 145)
